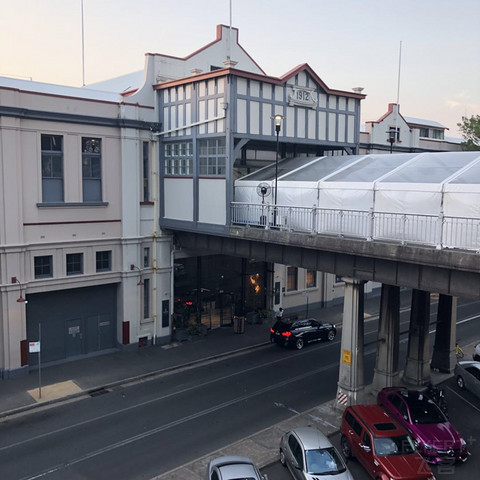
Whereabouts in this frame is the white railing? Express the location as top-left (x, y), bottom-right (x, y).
top-left (230, 202), bottom-right (480, 252)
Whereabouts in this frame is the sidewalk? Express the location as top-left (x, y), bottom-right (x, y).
top-left (0, 290), bottom-right (453, 479)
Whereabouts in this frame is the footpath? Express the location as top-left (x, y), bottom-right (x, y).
top-left (0, 291), bottom-right (468, 479)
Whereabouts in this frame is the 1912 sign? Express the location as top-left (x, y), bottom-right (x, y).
top-left (288, 87), bottom-right (318, 109)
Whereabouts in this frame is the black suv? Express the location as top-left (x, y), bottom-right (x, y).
top-left (270, 318), bottom-right (336, 350)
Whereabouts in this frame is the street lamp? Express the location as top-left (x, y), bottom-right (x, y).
top-left (12, 277), bottom-right (27, 303)
top-left (386, 127), bottom-right (397, 154)
top-left (271, 114), bottom-right (285, 224)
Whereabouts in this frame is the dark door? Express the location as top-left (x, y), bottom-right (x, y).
top-left (66, 318), bottom-right (83, 357)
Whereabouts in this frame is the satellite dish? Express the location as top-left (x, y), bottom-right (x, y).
top-left (256, 182), bottom-right (271, 203)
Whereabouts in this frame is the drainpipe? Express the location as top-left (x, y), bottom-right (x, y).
top-left (151, 134), bottom-right (159, 345)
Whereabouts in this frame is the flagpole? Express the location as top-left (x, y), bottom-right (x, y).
top-left (81, 0), bottom-right (85, 86)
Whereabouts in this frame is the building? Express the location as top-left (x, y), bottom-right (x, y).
top-left (360, 103), bottom-right (462, 154)
top-left (1, 23), bottom-right (374, 377)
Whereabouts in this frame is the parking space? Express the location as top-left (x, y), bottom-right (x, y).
top-left (262, 375), bottom-right (480, 480)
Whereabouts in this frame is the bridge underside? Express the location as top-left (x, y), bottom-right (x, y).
top-left (173, 228), bottom-right (476, 407)
top-left (173, 227), bottom-right (480, 300)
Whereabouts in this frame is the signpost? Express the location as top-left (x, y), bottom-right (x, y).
top-left (28, 323), bottom-right (42, 399)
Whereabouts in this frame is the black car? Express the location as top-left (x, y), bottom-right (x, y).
top-left (270, 317), bottom-right (336, 350)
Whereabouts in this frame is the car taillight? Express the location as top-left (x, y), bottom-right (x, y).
top-left (270, 328), bottom-right (274, 333)
top-left (281, 331), bottom-right (291, 337)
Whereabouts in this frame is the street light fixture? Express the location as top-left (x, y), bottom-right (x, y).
top-left (386, 127), bottom-right (397, 154)
top-left (271, 114), bottom-right (285, 225)
top-left (130, 264), bottom-right (144, 286)
top-left (12, 277), bottom-right (27, 303)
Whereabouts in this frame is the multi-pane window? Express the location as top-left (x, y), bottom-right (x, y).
top-left (143, 141), bottom-right (150, 201)
top-left (34, 255), bottom-right (53, 279)
top-left (306, 270), bottom-right (317, 288)
top-left (199, 138), bottom-right (226, 176)
top-left (82, 137), bottom-right (102, 202)
top-left (143, 247), bottom-right (150, 268)
top-left (41, 134), bottom-right (64, 202)
top-left (143, 278), bottom-right (150, 319)
top-left (96, 251), bottom-right (111, 272)
top-left (287, 266), bottom-right (298, 292)
top-left (66, 253), bottom-right (83, 275)
top-left (419, 128), bottom-right (429, 138)
top-left (164, 141), bottom-right (193, 175)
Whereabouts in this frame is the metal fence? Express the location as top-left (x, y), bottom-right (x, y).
top-left (230, 202), bottom-right (480, 252)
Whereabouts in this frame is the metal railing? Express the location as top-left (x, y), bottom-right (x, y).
top-left (230, 202), bottom-right (480, 252)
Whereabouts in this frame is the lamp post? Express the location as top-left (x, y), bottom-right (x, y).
top-left (271, 114), bottom-right (285, 224)
top-left (387, 127), bottom-right (397, 154)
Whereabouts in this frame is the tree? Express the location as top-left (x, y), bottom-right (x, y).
top-left (457, 115), bottom-right (480, 151)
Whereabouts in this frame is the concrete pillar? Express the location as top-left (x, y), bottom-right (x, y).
top-left (336, 278), bottom-right (365, 408)
top-left (402, 289), bottom-right (431, 385)
top-left (431, 295), bottom-right (457, 373)
top-left (372, 284), bottom-right (400, 393)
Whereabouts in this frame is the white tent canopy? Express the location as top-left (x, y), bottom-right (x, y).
top-left (234, 152), bottom-right (480, 218)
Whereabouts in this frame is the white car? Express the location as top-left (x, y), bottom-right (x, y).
top-left (207, 455), bottom-right (267, 480)
top-left (455, 360), bottom-right (480, 398)
top-left (280, 426), bottom-right (354, 479)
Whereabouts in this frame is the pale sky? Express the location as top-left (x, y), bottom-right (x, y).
top-left (1, 0), bottom-right (479, 136)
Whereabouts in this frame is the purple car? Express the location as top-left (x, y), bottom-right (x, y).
top-left (377, 387), bottom-right (468, 464)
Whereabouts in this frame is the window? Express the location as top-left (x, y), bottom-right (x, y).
top-left (306, 270), bottom-right (317, 288)
top-left (143, 278), bottom-right (150, 319)
top-left (96, 251), bottom-right (111, 272)
top-left (287, 266), bottom-right (298, 291)
top-left (143, 247), bottom-right (150, 268)
top-left (432, 129), bottom-right (444, 140)
top-left (143, 141), bottom-right (150, 201)
top-left (419, 127), bottom-right (429, 138)
top-left (198, 138), bottom-right (226, 176)
top-left (41, 134), bottom-right (64, 202)
top-left (82, 137), bottom-right (102, 202)
top-left (164, 141), bottom-right (193, 175)
top-left (34, 255), bottom-right (53, 279)
top-left (66, 253), bottom-right (83, 275)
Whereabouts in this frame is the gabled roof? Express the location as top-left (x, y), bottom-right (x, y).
top-left (155, 62), bottom-right (366, 99)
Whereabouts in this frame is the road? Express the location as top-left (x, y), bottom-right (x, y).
top-left (1, 299), bottom-right (479, 480)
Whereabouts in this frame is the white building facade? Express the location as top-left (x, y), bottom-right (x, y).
top-left (1, 24), bottom-right (368, 377)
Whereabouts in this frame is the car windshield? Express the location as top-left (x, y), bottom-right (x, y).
top-left (409, 401), bottom-right (445, 424)
top-left (373, 435), bottom-right (416, 456)
top-left (305, 447), bottom-right (346, 474)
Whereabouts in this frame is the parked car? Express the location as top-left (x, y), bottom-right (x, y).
top-left (270, 318), bottom-right (336, 350)
top-left (340, 404), bottom-right (435, 480)
top-left (280, 426), bottom-right (354, 479)
top-left (377, 387), bottom-right (468, 464)
top-left (206, 455), bottom-right (267, 480)
top-left (455, 360), bottom-right (480, 398)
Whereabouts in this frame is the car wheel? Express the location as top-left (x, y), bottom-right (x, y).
top-left (295, 338), bottom-right (304, 350)
top-left (327, 329), bottom-right (336, 341)
top-left (457, 375), bottom-right (466, 390)
top-left (341, 435), bottom-right (353, 459)
top-left (280, 448), bottom-right (287, 467)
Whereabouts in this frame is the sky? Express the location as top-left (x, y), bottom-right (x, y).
top-left (1, 0), bottom-right (479, 137)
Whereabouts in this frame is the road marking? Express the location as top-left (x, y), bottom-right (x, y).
top-left (17, 361), bottom-right (340, 479)
top-left (446, 385), bottom-right (480, 414)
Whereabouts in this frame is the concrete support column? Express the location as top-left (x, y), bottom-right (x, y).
top-left (402, 289), bottom-right (431, 385)
top-left (372, 284), bottom-right (400, 393)
top-left (431, 295), bottom-right (457, 373)
top-left (335, 278), bottom-right (365, 409)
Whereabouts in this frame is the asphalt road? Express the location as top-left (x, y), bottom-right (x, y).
top-left (1, 299), bottom-right (479, 480)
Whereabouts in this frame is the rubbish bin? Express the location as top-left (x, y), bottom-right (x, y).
top-left (233, 316), bottom-right (245, 334)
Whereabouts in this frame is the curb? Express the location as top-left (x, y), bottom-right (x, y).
top-left (0, 341), bottom-right (270, 420)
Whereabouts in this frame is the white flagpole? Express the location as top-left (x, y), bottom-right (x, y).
top-left (394, 41), bottom-right (402, 143)
top-left (81, 0), bottom-right (85, 86)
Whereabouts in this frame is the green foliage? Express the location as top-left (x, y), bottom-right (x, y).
top-left (457, 115), bottom-right (480, 151)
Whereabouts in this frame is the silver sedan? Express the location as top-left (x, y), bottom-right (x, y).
top-left (206, 455), bottom-right (267, 480)
top-left (280, 426), bottom-right (354, 480)
top-left (455, 360), bottom-right (480, 398)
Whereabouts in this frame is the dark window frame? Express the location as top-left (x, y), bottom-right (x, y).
top-left (82, 137), bottom-right (102, 202)
top-left (66, 253), bottom-right (83, 276)
top-left (34, 255), bottom-right (53, 279)
top-left (41, 134), bottom-right (64, 202)
top-left (96, 250), bottom-right (112, 272)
